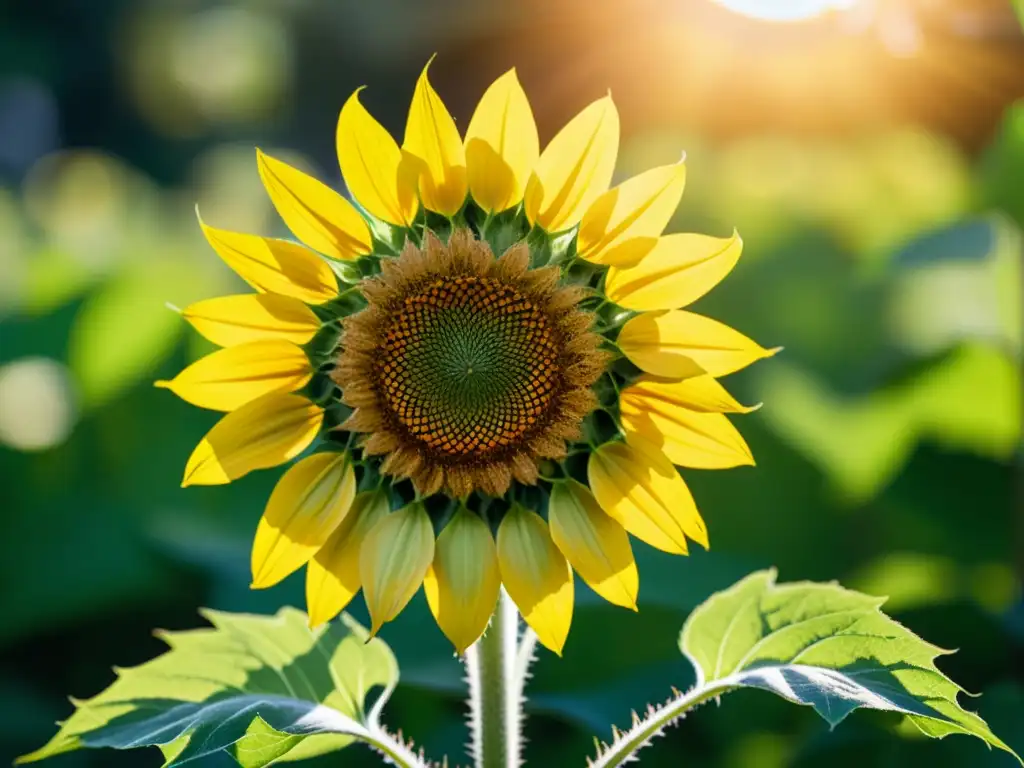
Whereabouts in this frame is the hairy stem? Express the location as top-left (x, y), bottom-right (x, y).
top-left (362, 724), bottom-right (430, 768)
top-left (466, 589), bottom-right (524, 768)
top-left (588, 681), bottom-right (736, 768)
top-left (359, 680), bottom-right (431, 768)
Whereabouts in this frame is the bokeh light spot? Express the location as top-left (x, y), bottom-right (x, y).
top-left (712, 0), bottom-right (857, 22)
top-left (0, 357), bottom-right (77, 451)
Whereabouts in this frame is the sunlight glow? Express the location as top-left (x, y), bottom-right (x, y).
top-left (713, 0), bottom-right (858, 22)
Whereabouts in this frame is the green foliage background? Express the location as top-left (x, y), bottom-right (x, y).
top-left (0, 1), bottom-right (1020, 766)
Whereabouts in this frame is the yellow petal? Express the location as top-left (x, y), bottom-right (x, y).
top-left (587, 441), bottom-right (707, 554)
top-left (360, 501), bottom-right (435, 635)
top-left (306, 490), bottom-right (391, 627)
top-left (156, 340), bottom-right (311, 412)
top-left (403, 61), bottom-right (468, 216)
top-left (622, 375), bottom-right (758, 414)
top-left (523, 96), bottom-right (619, 233)
top-left (617, 310), bottom-right (778, 378)
top-left (336, 88), bottom-right (419, 227)
top-left (605, 231), bottom-right (743, 310)
top-left (496, 505), bottom-right (573, 655)
top-left (548, 480), bottom-right (638, 610)
top-left (182, 393), bottom-right (322, 487)
top-left (251, 452), bottom-right (357, 589)
top-left (620, 393), bottom-right (754, 469)
top-left (577, 161), bottom-right (686, 266)
top-left (199, 217), bottom-right (338, 304)
top-left (464, 69), bottom-right (539, 214)
top-left (182, 293), bottom-right (321, 348)
top-left (423, 507), bottom-right (500, 653)
top-left (256, 150), bottom-right (372, 261)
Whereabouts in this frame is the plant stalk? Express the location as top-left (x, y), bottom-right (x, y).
top-left (466, 589), bottom-right (524, 768)
top-left (588, 680), bottom-right (736, 768)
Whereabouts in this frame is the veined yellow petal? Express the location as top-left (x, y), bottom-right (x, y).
top-left (182, 393), bottom-right (322, 487)
top-left (588, 441), bottom-right (708, 554)
top-left (251, 452), bottom-right (357, 589)
top-left (403, 61), bottom-right (467, 216)
top-left (620, 395), bottom-right (754, 469)
top-left (360, 501), bottom-right (435, 635)
top-left (618, 310), bottom-right (778, 378)
top-left (622, 375), bottom-right (759, 414)
top-left (577, 161), bottom-right (686, 266)
top-left (156, 339), bottom-right (311, 412)
top-left (605, 231), bottom-right (743, 310)
top-left (423, 507), bottom-right (500, 653)
top-left (464, 69), bottom-right (539, 214)
top-left (256, 150), bottom-right (372, 261)
top-left (548, 480), bottom-right (638, 609)
top-left (306, 490), bottom-right (391, 627)
top-left (182, 293), bottom-right (321, 348)
top-left (199, 217), bottom-right (338, 304)
top-left (523, 96), bottom-right (619, 233)
top-left (496, 505), bottom-right (573, 655)
top-left (336, 88), bottom-right (419, 227)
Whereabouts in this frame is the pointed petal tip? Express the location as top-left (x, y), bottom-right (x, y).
top-left (153, 380), bottom-right (170, 389)
top-left (340, 86), bottom-right (369, 111)
top-left (249, 573), bottom-right (274, 590)
top-left (306, 597), bottom-right (344, 631)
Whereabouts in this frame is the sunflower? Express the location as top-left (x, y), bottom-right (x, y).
top-left (160, 63), bottom-right (775, 655)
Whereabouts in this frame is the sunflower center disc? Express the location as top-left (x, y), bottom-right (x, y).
top-left (375, 275), bottom-right (560, 457)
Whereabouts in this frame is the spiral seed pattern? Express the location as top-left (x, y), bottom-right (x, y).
top-left (375, 276), bottom-right (560, 457)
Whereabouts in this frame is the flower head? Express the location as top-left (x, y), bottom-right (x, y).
top-left (163, 62), bottom-right (776, 655)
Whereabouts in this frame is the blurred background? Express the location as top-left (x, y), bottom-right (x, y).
top-left (1, 0), bottom-right (1021, 765)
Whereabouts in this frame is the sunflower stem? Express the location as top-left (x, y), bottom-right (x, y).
top-left (466, 588), bottom-right (527, 768)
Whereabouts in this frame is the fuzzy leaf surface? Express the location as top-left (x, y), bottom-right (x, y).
top-left (19, 607), bottom-right (399, 767)
top-left (681, 570), bottom-right (1020, 761)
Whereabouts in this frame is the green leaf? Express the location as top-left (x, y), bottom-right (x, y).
top-left (19, 607), bottom-right (425, 768)
top-left (680, 570), bottom-right (1020, 762)
top-left (67, 260), bottom-right (207, 409)
top-left (889, 215), bottom-right (1021, 356)
top-left (757, 344), bottom-right (1021, 502)
top-left (590, 572), bottom-right (1020, 768)
top-left (755, 362), bottom-right (917, 501)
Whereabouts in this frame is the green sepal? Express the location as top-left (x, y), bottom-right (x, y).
top-left (525, 225), bottom-right (556, 268)
top-left (423, 210), bottom-right (453, 242)
top-left (303, 321), bottom-right (343, 367)
top-left (466, 202), bottom-right (531, 256)
top-left (348, 197), bottom-right (408, 257)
